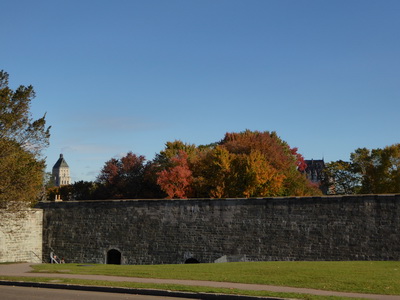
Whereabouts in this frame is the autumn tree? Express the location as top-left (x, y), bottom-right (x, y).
top-left (96, 152), bottom-right (148, 199)
top-left (155, 130), bottom-right (320, 198)
top-left (211, 130), bottom-right (320, 197)
top-left (156, 150), bottom-right (193, 198)
top-left (140, 162), bottom-right (165, 199)
top-left (0, 70), bottom-right (50, 210)
top-left (240, 150), bottom-right (286, 197)
top-left (153, 140), bottom-right (198, 169)
top-left (96, 131), bottom-right (320, 199)
top-left (195, 146), bottom-right (286, 198)
top-left (119, 152), bottom-right (147, 198)
top-left (196, 146), bottom-right (233, 198)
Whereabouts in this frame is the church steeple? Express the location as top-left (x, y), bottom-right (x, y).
top-left (52, 154), bottom-right (71, 186)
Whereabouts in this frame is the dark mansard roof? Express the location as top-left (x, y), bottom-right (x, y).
top-left (52, 154), bottom-right (69, 169)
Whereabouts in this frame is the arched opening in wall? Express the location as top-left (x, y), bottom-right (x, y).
top-left (185, 257), bottom-right (199, 264)
top-left (107, 249), bottom-right (121, 265)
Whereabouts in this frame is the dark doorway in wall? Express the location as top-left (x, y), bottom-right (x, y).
top-left (185, 257), bottom-right (199, 264)
top-left (107, 249), bottom-right (121, 265)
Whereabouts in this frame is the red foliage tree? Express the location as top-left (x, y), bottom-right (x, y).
top-left (97, 158), bottom-right (119, 185)
top-left (97, 152), bottom-right (146, 198)
top-left (291, 147), bottom-right (307, 171)
top-left (156, 151), bottom-right (193, 199)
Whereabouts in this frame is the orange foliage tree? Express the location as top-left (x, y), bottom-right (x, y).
top-left (156, 151), bottom-right (193, 199)
top-left (96, 130), bottom-right (320, 200)
top-left (155, 130), bottom-right (321, 198)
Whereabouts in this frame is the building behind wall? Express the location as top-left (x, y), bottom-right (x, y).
top-left (52, 154), bottom-right (71, 187)
top-left (304, 159), bottom-right (327, 194)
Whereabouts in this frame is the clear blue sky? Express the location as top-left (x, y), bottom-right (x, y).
top-left (1, 0), bottom-right (399, 182)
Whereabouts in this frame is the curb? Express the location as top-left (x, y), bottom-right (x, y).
top-left (0, 280), bottom-right (284, 300)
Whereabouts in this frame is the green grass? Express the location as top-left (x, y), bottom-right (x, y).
top-left (30, 261), bottom-right (400, 295)
top-left (0, 275), bottom-right (363, 300)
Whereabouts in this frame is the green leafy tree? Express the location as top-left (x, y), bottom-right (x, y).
top-left (0, 141), bottom-right (46, 209)
top-left (71, 181), bottom-right (99, 200)
top-left (351, 144), bottom-right (400, 194)
top-left (0, 70), bottom-right (50, 209)
top-left (323, 160), bottom-right (361, 194)
top-left (325, 144), bottom-right (400, 195)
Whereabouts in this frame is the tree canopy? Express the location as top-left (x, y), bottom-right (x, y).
top-left (92, 130), bottom-right (321, 200)
top-left (157, 150), bottom-right (193, 198)
top-left (96, 152), bottom-right (147, 199)
top-left (325, 144), bottom-right (400, 194)
top-left (52, 136), bottom-right (400, 200)
top-left (0, 70), bottom-right (50, 209)
top-left (352, 144), bottom-right (400, 194)
top-left (192, 130), bottom-right (318, 198)
top-left (323, 160), bottom-right (360, 194)
top-left (94, 151), bottom-right (163, 199)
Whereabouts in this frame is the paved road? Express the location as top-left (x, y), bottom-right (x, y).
top-left (0, 285), bottom-right (194, 300)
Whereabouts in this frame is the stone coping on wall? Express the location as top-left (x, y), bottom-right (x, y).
top-left (36, 193), bottom-right (400, 206)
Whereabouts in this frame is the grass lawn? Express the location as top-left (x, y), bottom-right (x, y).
top-left (31, 261), bottom-right (400, 295)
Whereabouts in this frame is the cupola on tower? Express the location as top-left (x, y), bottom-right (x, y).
top-left (52, 154), bottom-right (71, 186)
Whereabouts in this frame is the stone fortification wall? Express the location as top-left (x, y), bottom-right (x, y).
top-left (0, 209), bottom-right (43, 263)
top-left (38, 195), bottom-right (400, 264)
